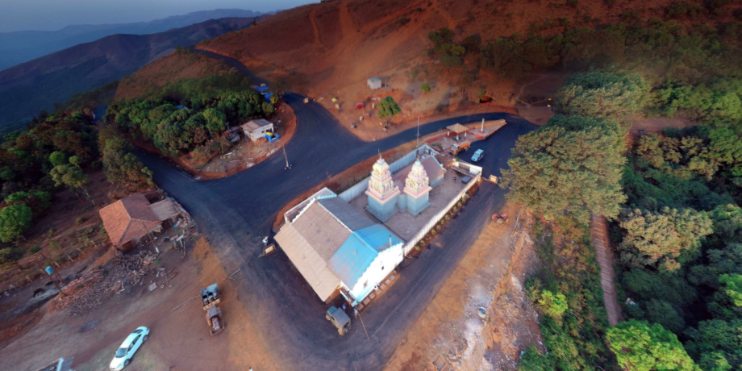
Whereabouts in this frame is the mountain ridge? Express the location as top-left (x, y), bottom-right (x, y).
top-left (0, 17), bottom-right (255, 131)
top-left (0, 9), bottom-right (262, 71)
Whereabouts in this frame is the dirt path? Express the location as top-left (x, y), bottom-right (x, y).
top-left (309, 9), bottom-right (325, 49)
top-left (589, 214), bottom-right (623, 326)
top-left (514, 74), bottom-right (546, 107)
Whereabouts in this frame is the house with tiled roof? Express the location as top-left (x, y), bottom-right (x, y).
top-left (274, 190), bottom-right (403, 306)
top-left (99, 193), bottom-right (163, 251)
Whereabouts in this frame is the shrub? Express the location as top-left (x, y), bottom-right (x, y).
top-left (0, 248), bottom-right (24, 264)
top-left (30, 246), bottom-right (42, 254)
top-left (398, 17), bottom-right (410, 25)
top-left (439, 54), bottom-right (462, 68)
top-left (421, 83), bottom-right (431, 92)
top-left (537, 290), bottom-right (568, 319)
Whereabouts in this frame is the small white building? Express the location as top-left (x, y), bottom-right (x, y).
top-left (241, 119), bottom-right (274, 142)
top-left (367, 78), bottom-right (382, 90)
top-left (274, 190), bottom-right (403, 307)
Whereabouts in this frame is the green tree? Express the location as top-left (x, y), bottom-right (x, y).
top-left (49, 151), bottom-right (68, 167)
top-left (421, 83), bottom-right (431, 92)
top-left (0, 205), bottom-right (33, 242)
top-left (517, 346), bottom-right (554, 371)
top-left (102, 138), bottom-right (153, 192)
top-left (685, 319), bottom-right (742, 369)
top-left (377, 96), bottom-right (401, 119)
top-left (262, 102), bottom-right (275, 115)
top-left (556, 72), bottom-right (649, 119)
top-left (0, 166), bottom-right (15, 181)
top-left (5, 191), bottom-right (51, 216)
top-left (537, 290), bottom-right (568, 319)
top-left (202, 108), bottom-right (226, 136)
top-left (50, 162), bottom-right (90, 202)
top-left (501, 115), bottom-right (627, 223)
top-left (619, 207), bottom-right (713, 271)
top-left (606, 320), bottom-right (700, 371)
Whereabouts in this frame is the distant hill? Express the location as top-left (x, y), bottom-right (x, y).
top-left (0, 17), bottom-right (254, 132)
top-left (0, 9), bottom-right (261, 71)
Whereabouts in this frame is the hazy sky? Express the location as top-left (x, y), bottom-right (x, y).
top-left (0, 0), bottom-right (315, 32)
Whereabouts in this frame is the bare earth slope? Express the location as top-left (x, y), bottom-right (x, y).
top-left (0, 17), bottom-right (253, 131)
top-left (198, 0), bottom-right (729, 97)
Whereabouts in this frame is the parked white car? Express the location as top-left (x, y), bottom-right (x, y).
top-left (110, 326), bottom-right (149, 371)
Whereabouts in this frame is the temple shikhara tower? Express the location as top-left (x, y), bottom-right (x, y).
top-left (402, 159), bottom-right (432, 215)
top-left (365, 157), bottom-right (400, 221)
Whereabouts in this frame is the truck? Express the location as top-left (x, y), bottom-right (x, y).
top-left (325, 306), bottom-right (351, 335)
top-left (206, 306), bottom-right (225, 336)
top-left (201, 283), bottom-right (220, 311)
top-left (449, 141), bottom-right (470, 156)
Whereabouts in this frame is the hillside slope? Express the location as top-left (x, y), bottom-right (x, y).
top-left (0, 9), bottom-right (261, 71)
top-left (114, 50), bottom-right (237, 100)
top-left (0, 17), bottom-right (253, 132)
top-left (196, 0), bottom-right (739, 133)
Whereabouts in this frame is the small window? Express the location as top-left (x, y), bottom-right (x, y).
top-left (381, 266), bottom-right (385, 271)
top-left (363, 281), bottom-right (368, 288)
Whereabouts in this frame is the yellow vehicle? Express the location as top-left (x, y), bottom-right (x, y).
top-left (449, 141), bottom-right (471, 156)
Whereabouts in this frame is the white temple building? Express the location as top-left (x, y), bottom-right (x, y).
top-left (365, 154), bottom-right (445, 222)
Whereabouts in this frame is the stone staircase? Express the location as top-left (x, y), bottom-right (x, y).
top-left (590, 214), bottom-right (623, 326)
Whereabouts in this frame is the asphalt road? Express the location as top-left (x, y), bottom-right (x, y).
top-left (137, 61), bottom-right (537, 369)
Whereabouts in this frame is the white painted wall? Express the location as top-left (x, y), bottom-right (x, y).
top-left (344, 243), bottom-right (404, 305)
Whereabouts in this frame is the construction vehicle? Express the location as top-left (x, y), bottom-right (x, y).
top-left (449, 141), bottom-right (470, 156)
top-left (326, 306), bottom-right (351, 335)
top-left (206, 306), bottom-right (225, 336)
top-left (201, 283), bottom-right (220, 311)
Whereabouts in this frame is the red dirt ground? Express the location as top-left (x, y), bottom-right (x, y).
top-left (384, 205), bottom-right (544, 371)
top-left (0, 237), bottom-right (277, 371)
top-left (196, 0), bottom-right (730, 137)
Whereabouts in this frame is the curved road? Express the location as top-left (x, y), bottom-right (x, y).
top-left (138, 56), bottom-right (537, 369)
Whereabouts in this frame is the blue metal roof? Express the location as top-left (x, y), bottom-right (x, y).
top-left (264, 93), bottom-right (273, 102)
top-left (256, 86), bottom-right (269, 92)
top-left (368, 78), bottom-right (381, 82)
top-left (355, 224), bottom-right (403, 252)
top-left (327, 225), bottom-right (402, 287)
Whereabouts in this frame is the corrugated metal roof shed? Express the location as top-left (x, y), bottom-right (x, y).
top-left (150, 199), bottom-right (180, 221)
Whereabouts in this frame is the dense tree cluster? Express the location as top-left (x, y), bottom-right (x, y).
top-left (0, 111), bottom-right (98, 253)
top-left (106, 73), bottom-right (273, 157)
top-left (508, 20), bottom-right (742, 368)
top-left (503, 114), bottom-right (627, 223)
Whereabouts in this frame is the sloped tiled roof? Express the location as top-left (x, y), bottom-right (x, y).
top-left (99, 194), bottom-right (161, 246)
top-left (291, 201), bottom-right (352, 261)
top-left (274, 223), bottom-right (342, 301)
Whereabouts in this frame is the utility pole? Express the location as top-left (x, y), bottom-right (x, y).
top-left (416, 116), bottom-right (420, 148)
top-left (283, 145), bottom-right (291, 169)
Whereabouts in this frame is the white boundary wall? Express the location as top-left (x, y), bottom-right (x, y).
top-left (402, 162), bottom-right (482, 255)
top-left (338, 145), bottom-right (439, 202)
